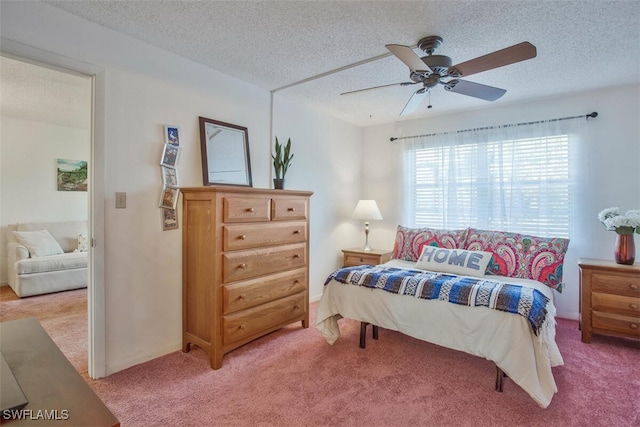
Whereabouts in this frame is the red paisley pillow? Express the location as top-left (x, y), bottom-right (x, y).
top-left (464, 228), bottom-right (569, 292)
top-left (392, 226), bottom-right (469, 262)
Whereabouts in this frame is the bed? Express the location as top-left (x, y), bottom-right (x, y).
top-left (315, 226), bottom-right (569, 408)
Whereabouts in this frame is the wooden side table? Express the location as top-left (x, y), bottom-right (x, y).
top-left (342, 248), bottom-right (392, 267)
top-left (578, 258), bottom-right (640, 343)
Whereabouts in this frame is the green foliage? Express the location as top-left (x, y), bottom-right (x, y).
top-left (272, 137), bottom-right (294, 179)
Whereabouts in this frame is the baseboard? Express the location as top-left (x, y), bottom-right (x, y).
top-left (310, 293), bottom-right (322, 303)
top-left (557, 312), bottom-right (580, 321)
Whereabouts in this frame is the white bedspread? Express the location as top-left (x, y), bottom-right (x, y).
top-left (315, 259), bottom-right (564, 408)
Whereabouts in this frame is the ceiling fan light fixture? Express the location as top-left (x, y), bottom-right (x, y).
top-left (345, 36), bottom-right (535, 116)
top-left (421, 55), bottom-right (453, 76)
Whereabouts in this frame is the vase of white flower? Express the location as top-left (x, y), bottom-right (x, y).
top-left (614, 234), bottom-right (635, 265)
top-left (598, 207), bottom-right (640, 265)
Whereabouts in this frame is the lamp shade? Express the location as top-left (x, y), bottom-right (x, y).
top-left (352, 200), bottom-right (383, 220)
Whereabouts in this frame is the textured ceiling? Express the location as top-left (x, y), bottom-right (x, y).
top-left (16, 1), bottom-right (640, 126)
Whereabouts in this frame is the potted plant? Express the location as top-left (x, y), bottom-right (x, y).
top-left (272, 137), bottom-right (293, 189)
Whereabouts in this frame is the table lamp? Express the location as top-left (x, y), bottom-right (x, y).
top-left (352, 200), bottom-right (383, 251)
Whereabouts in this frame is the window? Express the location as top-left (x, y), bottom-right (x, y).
top-left (403, 128), bottom-right (573, 239)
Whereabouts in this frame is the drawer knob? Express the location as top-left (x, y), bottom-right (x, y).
top-left (293, 230), bottom-right (301, 234)
top-left (288, 207), bottom-right (295, 212)
top-left (239, 263), bottom-right (247, 269)
top-left (630, 284), bottom-right (638, 290)
top-left (631, 303), bottom-right (638, 310)
top-left (360, 257), bottom-right (364, 262)
top-left (239, 234), bottom-right (247, 240)
top-left (294, 254), bottom-right (301, 259)
top-left (247, 207), bottom-right (254, 213)
top-left (238, 325), bottom-right (245, 330)
top-left (238, 294), bottom-right (245, 300)
top-left (630, 323), bottom-right (638, 330)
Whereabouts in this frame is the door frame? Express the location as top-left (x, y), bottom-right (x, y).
top-left (1, 39), bottom-right (107, 378)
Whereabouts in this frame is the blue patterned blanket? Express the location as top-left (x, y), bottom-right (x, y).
top-left (325, 265), bottom-right (549, 335)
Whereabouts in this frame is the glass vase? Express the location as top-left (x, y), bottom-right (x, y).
top-left (614, 233), bottom-right (635, 265)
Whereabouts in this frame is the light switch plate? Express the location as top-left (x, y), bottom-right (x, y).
top-left (115, 192), bottom-right (126, 209)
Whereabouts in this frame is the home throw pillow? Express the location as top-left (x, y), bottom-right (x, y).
top-left (416, 246), bottom-right (492, 277)
top-left (464, 228), bottom-right (570, 292)
top-left (12, 229), bottom-right (64, 257)
top-left (77, 234), bottom-right (89, 252)
top-left (392, 225), bottom-right (469, 262)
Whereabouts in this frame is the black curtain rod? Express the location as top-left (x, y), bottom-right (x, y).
top-left (389, 112), bottom-right (598, 142)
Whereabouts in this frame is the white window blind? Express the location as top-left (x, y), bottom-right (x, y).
top-left (403, 123), bottom-right (578, 239)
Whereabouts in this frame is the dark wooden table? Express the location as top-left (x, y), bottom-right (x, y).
top-left (0, 317), bottom-right (119, 426)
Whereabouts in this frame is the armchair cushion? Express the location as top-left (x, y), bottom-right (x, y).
top-left (12, 229), bottom-right (64, 257)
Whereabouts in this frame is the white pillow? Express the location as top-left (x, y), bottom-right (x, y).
top-left (12, 229), bottom-right (64, 257)
top-left (416, 246), bottom-right (492, 277)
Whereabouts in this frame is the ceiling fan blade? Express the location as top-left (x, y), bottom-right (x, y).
top-left (386, 44), bottom-right (433, 74)
top-left (443, 79), bottom-right (506, 101)
top-left (400, 88), bottom-right (427, 115)
top-left (340, 81), bottom-right (418, 96)
top-left (448, 42), bottom-right (537, 78)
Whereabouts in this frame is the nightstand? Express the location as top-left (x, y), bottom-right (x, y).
top-left (578, 258), bottom-right (640, 343)
top-left (342, 248), bottom-right (392, 267)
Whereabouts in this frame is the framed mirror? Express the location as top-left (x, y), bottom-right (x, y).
top-left (198, 116), bottom-right (252, 187)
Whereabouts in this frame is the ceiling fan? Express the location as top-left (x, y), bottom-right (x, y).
top-left (342, 36), bottom-right (537, 115)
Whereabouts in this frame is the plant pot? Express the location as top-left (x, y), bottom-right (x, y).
top-left (273, 178), bottom-right (285, 190)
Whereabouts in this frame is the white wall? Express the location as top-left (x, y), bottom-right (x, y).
top-left (0, 117), bottom-right (89, 283)
top-left (361, 84), bottom-right (640, 320)
top-left (272, 94), bottom-right (363, 300)
top-left (1, 1), bottom-right (362, 374)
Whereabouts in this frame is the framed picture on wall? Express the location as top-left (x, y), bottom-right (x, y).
top-left (160, 144), bottom-right (180, 169)
top-left (57, 159), bottom-right (88, 191)
top-left (161, 166), bottom-right (179, 188)
top-left (165, 125), bottom-right (180, 146)
top-left (161, 208), bottom-right (178, 231)
top-left (159, 185), bottom-right (179, 210)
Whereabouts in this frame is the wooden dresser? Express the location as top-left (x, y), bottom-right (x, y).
top-left (578, 258), bottom-right (640, 343)
top-left (181, 186), bottom-right (313, 369)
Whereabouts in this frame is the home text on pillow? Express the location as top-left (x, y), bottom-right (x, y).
top-left (416, 246), bottom-right (492, 277)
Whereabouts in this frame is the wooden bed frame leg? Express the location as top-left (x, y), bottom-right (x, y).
top-left (495, 366), bottom-right (507, 392)
top-left (360, 323), bottom-right (379, 348)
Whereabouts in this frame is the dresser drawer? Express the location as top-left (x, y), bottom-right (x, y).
top-left (592, 292), bottom-right (640, 317)
top-left (223, 268), bottom-right (307, 314)
top-left (223, 221), bottom-right (307, 251)
top-left (344, 253), bottom-right (381, 266)
top-left (223, 196), bottom-right (271, 223)
top-left (223, 292), bottom-right (306, 345)
top-left (591, 272), bottom-right (640, 297)
top-left (592, 311), bottom-right (640, 337)
top-left (271, 197), bottom-right (308, 221)
top-left (223, 243), bottom-right (307, 282)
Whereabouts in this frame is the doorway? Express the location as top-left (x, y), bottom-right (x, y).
top-left (0, 47), bottom-right (106, 378)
